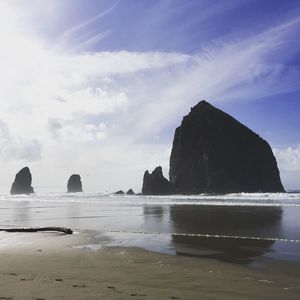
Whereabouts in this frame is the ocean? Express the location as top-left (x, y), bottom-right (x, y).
top-left (1, 192), bottom-right (300, 269)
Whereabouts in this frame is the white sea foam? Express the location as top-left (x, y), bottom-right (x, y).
top-left (0, 192), bottom-right (300, 207)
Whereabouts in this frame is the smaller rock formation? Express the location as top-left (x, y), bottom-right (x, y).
top-left (10, 167), bottom-right (34, 195)
top-left (142, 166), bottom-right (174, 195)
top-left (126, 189), bottom-right (135, 195)
top-left (115, 190), bottom-right (124, 195)
top-left (67, 174), bottom-right (83, 193)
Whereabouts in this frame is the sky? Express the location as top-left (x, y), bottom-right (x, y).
top-left (0, 0), bottom-right (299, 192)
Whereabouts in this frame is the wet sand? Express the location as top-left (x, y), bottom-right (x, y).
top-left (0, 232), bottom-right (299, 300)
top-left (1, 195), bottom-right (300, 267)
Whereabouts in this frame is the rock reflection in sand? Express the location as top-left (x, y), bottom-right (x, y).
top-left (169, 205), bottom-right (282, 264)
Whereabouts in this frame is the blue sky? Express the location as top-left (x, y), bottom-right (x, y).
top-left (0, 0), bottom-right (299, 191)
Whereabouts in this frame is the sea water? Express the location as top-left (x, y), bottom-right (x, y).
top-left (0, 192), bottom-right (300, 267)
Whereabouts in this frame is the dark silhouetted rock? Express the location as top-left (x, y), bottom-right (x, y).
top-left (67, 174), bottom-right (83, 192)
top-left (115, 190), bottom-right (124, 195)
top-left (142, 166), bottom-right (174, 195)
top-left (126, 189), bottom-right (135, 195)
top-left (169, 100), bottom-right (285, 194)
top-left (10, 167), bottom-right (34, 195)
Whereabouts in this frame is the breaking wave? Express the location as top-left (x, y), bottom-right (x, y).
top-left (0, 192), bottom-right (300, 207)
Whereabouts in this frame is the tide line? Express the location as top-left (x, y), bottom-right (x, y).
top-left (102, 230), bottom-right (300, 243)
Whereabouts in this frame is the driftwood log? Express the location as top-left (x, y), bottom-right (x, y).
top-left (0, 227), bottom-right (73, 234)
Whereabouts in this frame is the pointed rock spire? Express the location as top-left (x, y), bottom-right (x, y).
top-left (10, 167), bottom-right (34, 195)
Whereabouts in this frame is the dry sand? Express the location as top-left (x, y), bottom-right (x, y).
top-left (0, 231), bottom-right (299, 300)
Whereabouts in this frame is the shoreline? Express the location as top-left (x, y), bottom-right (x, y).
top-left (0, 231), bottom-right (299, 299)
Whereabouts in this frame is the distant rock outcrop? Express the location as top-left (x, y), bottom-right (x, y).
top-left (10, 167), bottom-right (34, 195)
top-left (115, 190), bottom-right (124, 195)
top-left (169, 100), bottom-right (285, 194)
top-left (67, 174), bottom-right (83, 193)
top-left (126, 189), bottom-right (135, 195)
top-left (142, 166), bottom-right (174, 195)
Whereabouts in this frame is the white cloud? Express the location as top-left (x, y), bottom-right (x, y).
top-left (273, 147), bottom-right (300, 190)
top-left (0, 120), bottom-right (41, 162)
top-left (48, 120), bottom-right (107, 142)
top-left (273, 147), bottom-right (300, 172)
top-left (0, 2), bottom-right (299, 192)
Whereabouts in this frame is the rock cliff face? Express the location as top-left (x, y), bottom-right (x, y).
top-left (67, 174), bottom-right (83, 192)
top-left (142, 166), bottom-right (174, 195)
top-left (169, 101), bottom-right (285, 194)
top-left (10, 167), bottom-right (34, 195)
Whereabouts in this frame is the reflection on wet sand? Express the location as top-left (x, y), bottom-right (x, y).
top-left (169, 205), bottom-right (282, 264)
top-left (143, 206), bottom-right (165, 222)
top-left (143, 206), bottom-right (171, 234)
top-left (13, 201), bottom-right (30, 225)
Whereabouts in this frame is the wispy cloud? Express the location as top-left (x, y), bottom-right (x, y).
top-left (71, 30), bottom-right (112, 52)
top-left (55, 1), bottom-right (119, 50)
top-left (117, 16), bottom-right (300, 141)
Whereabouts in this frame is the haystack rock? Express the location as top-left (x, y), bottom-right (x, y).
top-left (169, 100), bottom-right (285, 194)
top-left (67, 174), bottom-right (83, 192)
top-left (142, 166), bottom-right (174, 195)
top-left (10, 167), bottom-right (34, 195)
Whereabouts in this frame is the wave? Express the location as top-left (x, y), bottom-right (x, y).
top-left (0, 192), bottom-right (300, 207)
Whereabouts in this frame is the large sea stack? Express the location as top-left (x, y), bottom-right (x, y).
top-left (10, 167), bottom-right (34, 195)
top-left (169, 100), bottom-right (284, 194)
top-left (67, 174), bottom-right (83, 193)
top-left (142, 166), bottom-right (174, 195)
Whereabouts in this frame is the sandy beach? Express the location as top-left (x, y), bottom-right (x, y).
top-left (0, 231), bottom-right (299, 300)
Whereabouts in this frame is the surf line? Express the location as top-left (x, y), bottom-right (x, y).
top-left (101, 230), bottom-right (300, 243)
